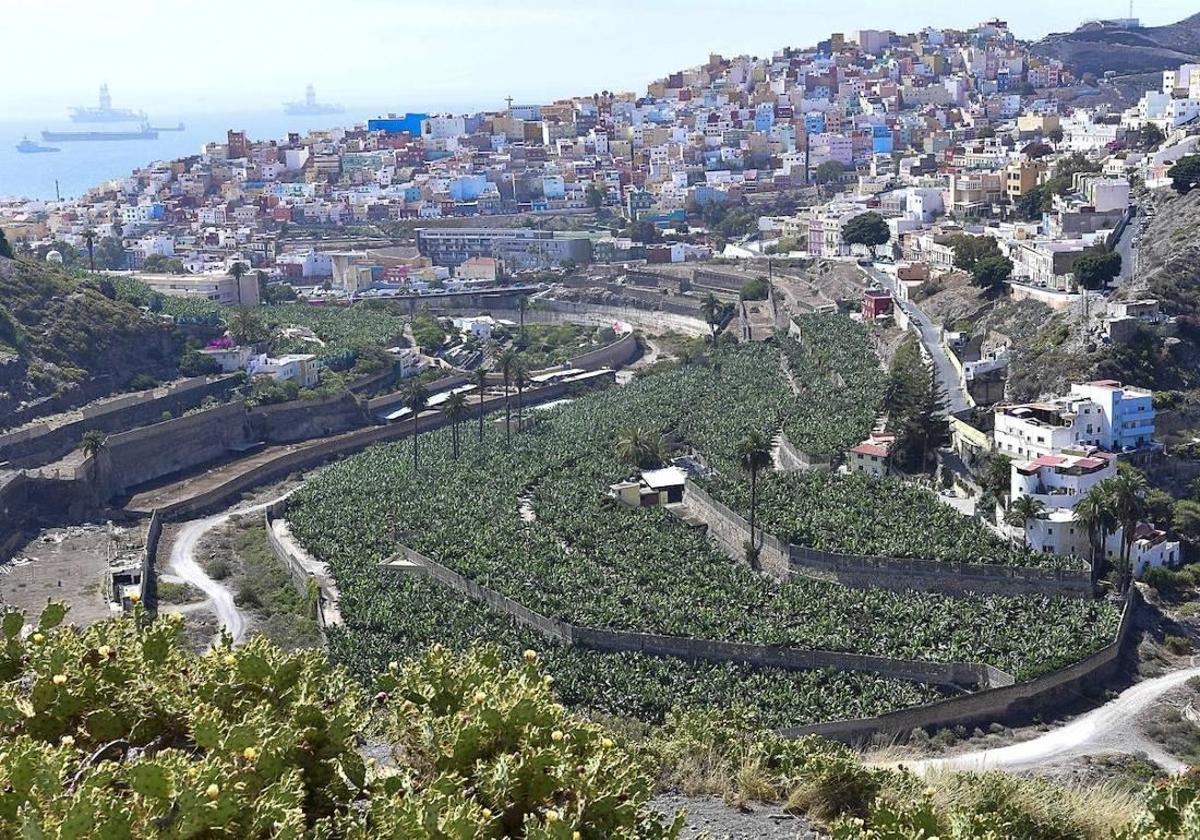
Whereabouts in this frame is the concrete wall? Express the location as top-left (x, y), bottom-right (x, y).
top-left (786, 589), bottom-right (1139, 742)
top-left (264, 502), bottom-right (342, 629)
top-left (0, 473), bottom-right (30, 563)
top-left (776, 432), bottom-right (835, 472)
top-left (156, 378), bottom-right (595, 519)
top-left (249, 392), bottom-right (367, 443)
top-left (0, 375), bottom-right (238, 469)
top-left (466, 301), bottom-right (710, 337)
top-left (103, 403), bottom-right (251, 495)
top-left (384, 544), bottom-right (1005, 690)
top-left (683, 479), bottom-right (1093, 598)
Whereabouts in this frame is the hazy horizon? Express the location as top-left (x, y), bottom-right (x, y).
top-left (7, 0), bottom-right (1198, 121)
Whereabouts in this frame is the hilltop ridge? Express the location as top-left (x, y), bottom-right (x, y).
top-left (1031, 14), bottom-right (1200, 77)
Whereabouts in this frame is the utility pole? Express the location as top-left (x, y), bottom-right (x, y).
top-left (505, 96), bottom-right (514, 114)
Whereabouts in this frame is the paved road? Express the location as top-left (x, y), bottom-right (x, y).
top-left (897, 664), bottom-right (1200, 776)
top-left (863, 264), bottom-right (970, 413)
top-left (166, 490), bottom-right (294, 646)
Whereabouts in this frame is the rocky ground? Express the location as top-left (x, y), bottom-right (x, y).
top-left (650, 794), bottom-right (818, 840)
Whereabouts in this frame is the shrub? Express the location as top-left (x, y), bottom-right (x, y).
top-left (1164, 635), bottom-right (1192, 655)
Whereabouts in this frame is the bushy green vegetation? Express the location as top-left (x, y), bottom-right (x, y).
top-left (0, 603), bottom-right (681, 838)
top-left (289, 342), bottom-right (1116, 733)
top-left (712, 471), bottom-right (1071, 569)
top-left (780, 317), bottom-right (887, 456)
top-left (0, 257), bottom-right (180, 416)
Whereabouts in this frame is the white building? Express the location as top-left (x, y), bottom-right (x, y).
top-left (248, 353), bottom-right (320, 388)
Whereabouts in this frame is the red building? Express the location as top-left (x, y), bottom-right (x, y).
top-left (863, 289), bottom-right (894, 321)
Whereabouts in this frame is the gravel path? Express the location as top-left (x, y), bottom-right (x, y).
top-left (898, 663), bottom-right (1200, 776)
top-left (650, 794), bottom-right (817, 840)
top-left (166, 489), bottom-right (294, 646)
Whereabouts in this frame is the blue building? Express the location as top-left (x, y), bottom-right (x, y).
top-left (804, 113), bottom-right (826, 135)
top-left (871, 124), bottom-right (894, 154)
top-left (367, 113), bottom-right (429, 135)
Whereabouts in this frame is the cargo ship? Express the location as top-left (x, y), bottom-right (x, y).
top-left (16, 137), bottom-right (60, 153)
top-left (68, 84), bottom-right (146, 123)
top-left (284, 84), bottom-right (344, 116)
top-left (41, 126), bottom-right (157, 142)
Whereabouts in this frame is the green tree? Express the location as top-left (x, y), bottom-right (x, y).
top-left (949, 234), bottom-right (1001, 271)
top-left (1106, 470), bottom-right (1148, 592)
top-left (585, 182), bottom-right (606, 212)
top-left (0, 230), bottom-right (12, 260)
top-left (739, 277), bottom-right (769, 301)
top-left (1169, 155), bottom-right (1200, 194)
top-left (736, 431), bottom-right (773, 561)
top-left (95, 236), bottom-right (126, 270)
top-left (885, 336), bottom-right (948, 471)
top-left (1072, 249), bottom-right (1121, 291)
top-left (841, 212), bottom-right (890, 258)
top-left (1005, 495), bottom-right (1047, 548)
top-left (814, 160), bottom-right (845, 190)
top-left (498, 347), bottom-right (519, 446)
top-left (78, 430), bottom-right (108, 460)
top-left (513, 358), bottom-right (531, 430)
top-left (971, 254), bottom-right (1013, 290)
top-left (442, 390), bottom-right (468, 460)
top-left (1015, 185), bottom-right (1047, 221)
top-left (1173, 499), bottom-right (1200, 558)
top-left (615, 427), bottom-right (666, 470)
top-left (1074, 483), bottom-right (1117, 581)
top-left (227, 308), bottom-right (267, 345)
top-left (1048, 126), bottom-right (1064, 147)
top-left (405, 381), bottom-right (429, 473)
top-left (981, 453), bottom-right (1012, 502)
top-left (81, 229), bottom-right (96, 270)
top-left (701, 292), bottom-right (722, 345)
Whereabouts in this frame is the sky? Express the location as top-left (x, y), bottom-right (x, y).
top-left (5, 0), bottom-right (1199, 119)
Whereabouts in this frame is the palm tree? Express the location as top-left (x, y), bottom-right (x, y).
top-left (405, 382), bottom-right (429, 473)
top-left (472, 367), bottom-right (489, 444)
top-left (1073, 484), bottom-right (1116, 583)
top-left (1106, 470), bottom-right (1148, 592)
top-left (517, 295), bottom-right (529, 341)
top-left (736, 431), bottom-right (773, 556)
top-left (227, 308), bottom-right (265, 345)
top-left (442, 391), bottom-right (468, 459)
top-left (700, 292), bottom-right (721, 346)
top-left (78, 430), bottom-right (108, 460)
top-left (229, 261), bottom-right (248, 306)
top-left (82, 229), bottom-right (97, 272)
top-left (614, 427), bottom-right (665, 470)
top-left (1005, 495), bottom-right (1047, 549)
top-left (498, 347), bottom-right (519, 445)
top-left (513, 358), bottom-right (531, 431)
top-left (255, 269), bottom-right (269, 305)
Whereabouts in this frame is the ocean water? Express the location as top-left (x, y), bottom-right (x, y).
top-left (0, 108), bottom-right (388, 201)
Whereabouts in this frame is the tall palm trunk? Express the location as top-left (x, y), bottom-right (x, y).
top-left (503, 373), bottom-right (512, 446)
top-left (452, 419), bottom-right (459, 459)
top-left (749, 466), bottom-right (758, 550)
top-left (478, 388), bottom-right (485, 443)
top-left (411, 411), bottom-right (419, 472)
top-left (517, 380), bottom-right (524, 429)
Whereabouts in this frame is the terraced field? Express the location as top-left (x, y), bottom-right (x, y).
top-left (289, 338), bottom-right (1121, 725)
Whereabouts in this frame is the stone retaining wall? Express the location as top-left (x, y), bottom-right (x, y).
top-left (785, 589), bottom-right (1139, 742)
top-left (156, 379), bottom-right (592, 520)
top-left (383, 545), bottom-right (1005, 690)
top-left (0, 375), bottom-right (238, 468)
top-left (775, 432), bottom-right (834, 472)
top-left (682, 479), bottom-right (1092, 598)
top-left (263, 502), bottom-right (342, 629)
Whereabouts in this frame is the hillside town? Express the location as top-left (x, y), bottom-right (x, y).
top-left (9, 7), bottom-right (1200, 837)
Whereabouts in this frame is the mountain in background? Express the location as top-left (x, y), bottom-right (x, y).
top-left (1031, 13), bottom-right (1200, 77)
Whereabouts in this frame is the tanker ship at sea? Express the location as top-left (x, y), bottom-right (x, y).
top-left (41, 126), bottom-right (158, 142)
top-left (68, 84), bottom-right (146, 123)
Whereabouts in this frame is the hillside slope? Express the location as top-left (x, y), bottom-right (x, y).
top-left (1032, 14), bottom-right (1200, 77)
top-left (0, 256), bottom-right (182, 421)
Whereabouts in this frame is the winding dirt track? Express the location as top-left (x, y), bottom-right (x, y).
top-left (898, 665), bottom-right (1200, 776)
top-left (166, 491), bottom-right (294, 646)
